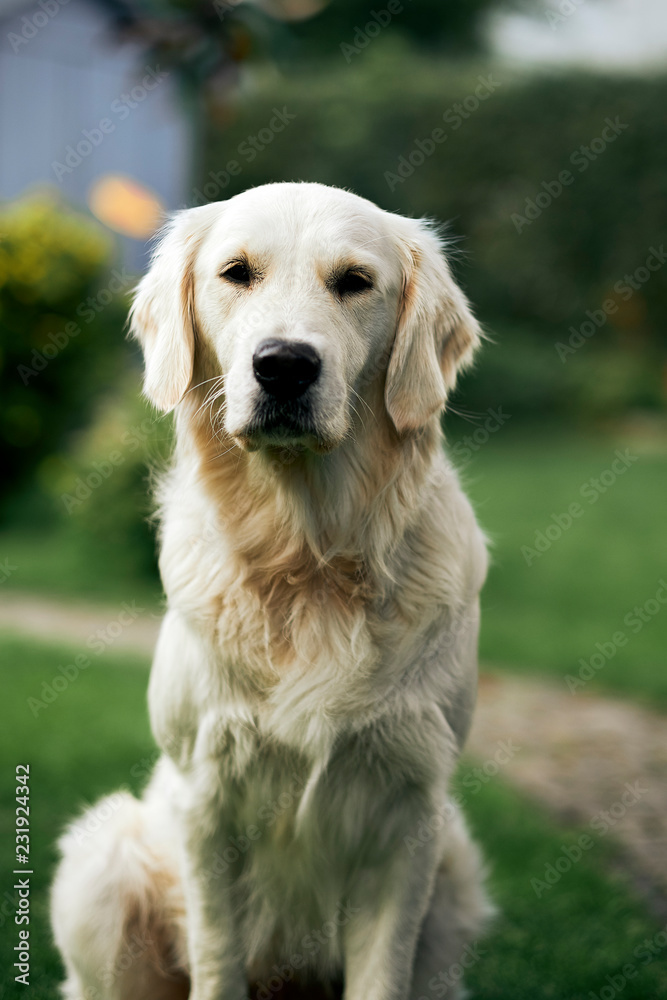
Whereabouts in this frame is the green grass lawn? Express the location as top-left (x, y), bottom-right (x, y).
top-left (0, 636), bottom-right (153, 1000)
top-left (0, 521), bottom-right (163, 609)
top-left (454, 425), bottom-right (667, 706)
top-left (1, 634), bottom-right (666, 1000)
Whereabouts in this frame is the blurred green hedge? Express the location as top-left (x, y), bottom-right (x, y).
top-left (0, 196), bottom-right (130, 512)
top-left (40, 377), bottom-right (169, 584)
top-left (203, 47), bottom-right (667, 420)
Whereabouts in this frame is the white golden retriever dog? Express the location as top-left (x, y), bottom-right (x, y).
top-left (51, 182), bottom-right (493, 1000)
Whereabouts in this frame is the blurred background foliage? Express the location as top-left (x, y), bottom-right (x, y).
top-left (0, 198), bottom-right (125, 505)
top-left (0, 0), bottom-right (665, 610)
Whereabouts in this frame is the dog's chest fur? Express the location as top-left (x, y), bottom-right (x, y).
top-left (152, 416), bottom-right (485, 756)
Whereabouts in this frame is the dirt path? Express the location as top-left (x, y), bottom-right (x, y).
top-left (468, 674), bottom-right (667, 912)
top-left (2, 593), bottom-right (666, 907)
top-left (0, 591), bottom-right (161, 656)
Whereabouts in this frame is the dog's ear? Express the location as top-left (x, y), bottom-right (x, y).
top-left (385, 220), bottom-right (482, 434)
top-left (129, 205), bottom-right (218, 412)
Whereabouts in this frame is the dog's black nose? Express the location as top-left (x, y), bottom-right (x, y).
top-left (253, 340), bottom-right (321, 400)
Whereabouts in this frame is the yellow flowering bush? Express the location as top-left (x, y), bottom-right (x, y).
top-left (0, 194), bottom-right (130, 507)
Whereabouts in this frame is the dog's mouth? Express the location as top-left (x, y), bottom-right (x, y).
top-left (234, 398), bottom-right (337, 454)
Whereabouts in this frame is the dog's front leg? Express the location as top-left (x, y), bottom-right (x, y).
top-left (149, 613), bottom-right (250, 999)
top-left (343, 836), bottom-right (439, 1000)
top-left (182, 800), bottom-right (249, 1000)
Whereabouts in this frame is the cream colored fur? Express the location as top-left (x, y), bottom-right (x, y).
top-left (51, 182), bottom-right (493, 1000)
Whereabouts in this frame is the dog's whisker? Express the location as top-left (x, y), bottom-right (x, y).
top-left (348, 384), bottom-right (376, 422)
top-left (194, 387), bottom-right (222, 416)
top-left (194, 381), bottom-right (226, 420)
top-left (445, 403), bottom-right (487, 423)
top-left (184, 375), bottom-right (225, 398)
top-left (207, 442), bottom-right (239, 461)
top-left (347, 401), bottom-right (366, 431)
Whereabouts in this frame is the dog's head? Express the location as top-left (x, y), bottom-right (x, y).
top-left (130, 182), bottom-right (481, 451)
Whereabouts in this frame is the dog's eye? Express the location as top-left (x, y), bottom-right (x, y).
top-left (334, 269), bottom-right (374, 296)
top-left (221, 262), bottom-right (251, 285)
